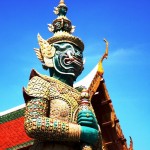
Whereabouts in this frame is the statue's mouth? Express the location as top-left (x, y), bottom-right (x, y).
top-left (64, 56), bottom-right (83, 68)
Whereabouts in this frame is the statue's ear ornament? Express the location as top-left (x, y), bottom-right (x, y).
top-left (34, 33), bottom-right (56, 68)
top-left (70, 26), bottom-right (76, 34)
top-left (48, 24), bottom-right (54, 32)
top-left (53, 7), bottom-right (59, 15)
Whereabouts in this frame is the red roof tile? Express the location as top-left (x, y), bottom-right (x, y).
top-left (0, 116), bottom-right (32, 149)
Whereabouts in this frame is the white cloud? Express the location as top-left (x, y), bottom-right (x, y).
top-left (111, 48), bottom-right (136, 58)
top-left (106, 47), bottom-right (140, 66)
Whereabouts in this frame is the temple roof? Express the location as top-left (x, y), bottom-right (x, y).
top-left (91, 79), bottom-right (132, 150)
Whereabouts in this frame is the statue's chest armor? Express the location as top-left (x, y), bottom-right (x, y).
top-left (49, 98), bottom-right (77, 122)
top-left (48, 81), bottom-right (81, 123)
top-left (24, 74), bottom-right (81, 123)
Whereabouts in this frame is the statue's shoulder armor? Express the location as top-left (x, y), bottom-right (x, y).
top-left (23, 69), bottom-right (81, 104)
top-left (23, 69), bottom-right (52, 103)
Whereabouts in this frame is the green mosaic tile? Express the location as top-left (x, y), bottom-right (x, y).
top-left (0, 107), bottom-right (25, 124)
top-left (7, 140), bottom-right (34, 150)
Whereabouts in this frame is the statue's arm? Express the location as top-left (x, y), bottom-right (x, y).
top-left (24, 98), bottom-right (81, 142)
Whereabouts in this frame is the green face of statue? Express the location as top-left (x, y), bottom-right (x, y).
top-left (52, 43), bottom-right (83, 80)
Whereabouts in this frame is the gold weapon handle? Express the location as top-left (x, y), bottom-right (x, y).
top-left (79, 89), bottom-right (93, 150)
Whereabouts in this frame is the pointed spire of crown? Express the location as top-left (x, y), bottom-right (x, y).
top-left (58, 0), bottom-right (66, 7)
top-left (54, 0), bottom-right (67, 16)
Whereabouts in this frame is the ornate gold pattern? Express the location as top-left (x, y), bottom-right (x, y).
top-left (50, 99), bottom-right (70, 122)
top-left (24, 70), bottom-right (81, 122)
top-left (34, 34), bottom-right (56, 68)
top-left (24, 76), bottom-right (50, 100)
top-left (24, 97), bottom-right (81, 142)
top-left (47, 31), bottom-right (84, 51)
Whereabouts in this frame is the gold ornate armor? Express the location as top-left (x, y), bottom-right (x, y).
top-left (23, 70), bottom-right (93, 150)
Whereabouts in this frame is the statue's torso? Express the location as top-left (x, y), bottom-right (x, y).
top-left (24, 71), bottom-right (82, 150)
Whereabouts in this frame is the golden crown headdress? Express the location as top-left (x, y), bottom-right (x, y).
top-left (47, 0), bottom-right (84, 51)
top-left (34, 0), bottom-right (84, 68)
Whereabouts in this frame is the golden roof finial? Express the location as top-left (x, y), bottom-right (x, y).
top-left (97, 38), bottom-right (109, 75)
top-left (88, 39), bottom-right (108, 99)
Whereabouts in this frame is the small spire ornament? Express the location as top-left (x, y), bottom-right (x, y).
top-left (54, 0), bottom-right (67, 15)
top-left (59, 0), bottom-right (66, 7)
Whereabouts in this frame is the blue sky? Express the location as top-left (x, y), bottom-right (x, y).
top-left (0, 0), bottom-right (150, 149)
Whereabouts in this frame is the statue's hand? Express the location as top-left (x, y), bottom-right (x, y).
top-left (78, 110), bottom-right (99, 145)
top-left (77, 110), bottom-right (98, 130)
top-left (80, 126), bottom-right (99, 145)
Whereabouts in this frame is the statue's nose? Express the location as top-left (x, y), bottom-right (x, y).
top-left (67, 50), bottom-right (74, 60)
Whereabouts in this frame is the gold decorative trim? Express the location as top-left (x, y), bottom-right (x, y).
top-left (47, 31), bottom-right (84, 51)
top-left (24, 98), bottom-right (81, 142)
top-left (88, 39), bottom-right (109, 99)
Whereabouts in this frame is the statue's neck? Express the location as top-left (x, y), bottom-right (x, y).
top-left (50, 69), bottom-right (74, 87)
